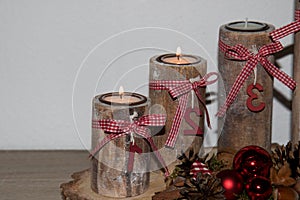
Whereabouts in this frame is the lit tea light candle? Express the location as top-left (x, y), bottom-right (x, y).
top-left (225, 18), bottom-right (268, 32)
top-left (92, 87), bottom-right (150, 197)
top-left (149, 47), bottom-right (206, 162)
top-left (157, 47), bottom-right (201, 65)
top-left (99, 86), bottom-right (147, 106)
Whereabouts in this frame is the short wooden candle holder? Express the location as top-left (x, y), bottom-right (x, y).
top-left (90, 94), bottom-right (150, 198)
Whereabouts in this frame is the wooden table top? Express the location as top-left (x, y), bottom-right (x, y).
top-left (0, 150), bottom-right (90, 200)
top-left (0, 150), bottom-right (167, 200)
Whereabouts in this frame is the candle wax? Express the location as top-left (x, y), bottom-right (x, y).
top-left (103, 95), bottom-right (141, 104)
top-left (162, 56), bottom-right (197, 65)
top-left (226, 21), bottom-right (267, 31)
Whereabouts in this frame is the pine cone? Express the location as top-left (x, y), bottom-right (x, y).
top-left (166, 149), bottom-right (199, 187)
top-left (271, 142), bottom-right (300, 179)
top-left (179, 173), bottom-right (225, 200)
top-left (176, 149), bottom-right (199, 177)
top-left (271, 143), bottom-right (286, 170)
top-left (270, 161), bottom-right (296, 187)
top-left (289, 142), bottom-right (300, 178)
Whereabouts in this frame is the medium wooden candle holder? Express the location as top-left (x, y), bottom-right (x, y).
top-left (91, 94), bottom-right (150, 198)
top-left (217, 22), bottom-right (275, 154)
top-left (149, 54), bottom-right (207, 167)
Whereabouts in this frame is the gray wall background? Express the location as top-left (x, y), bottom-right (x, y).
top-left (0, 0), bottom-right (295, 149)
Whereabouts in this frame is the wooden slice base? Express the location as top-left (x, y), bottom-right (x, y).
top-left (152, 187), bottom-right (182, 200)
top-left (60, 169), bottom-right (166, 200)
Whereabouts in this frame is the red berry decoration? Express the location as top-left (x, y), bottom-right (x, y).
top-left (216, 169), bottom-right (244, 200)
top-left (233, 145), bottom-right (272, 179)
top-left (246, 176), bottom-right (272, 200)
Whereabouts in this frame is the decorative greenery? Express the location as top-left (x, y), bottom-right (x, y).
top-left (204, 153), bottom-right (224, 172)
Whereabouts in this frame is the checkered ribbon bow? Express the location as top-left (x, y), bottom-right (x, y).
top-left (149, 72), bottom-right (218, 148)
top-left (270, 10), bottom-right (300, 41)
top-left (216, 39), bottom-right (296, 117)
top-left (90, 114), bottom-right (169, 176)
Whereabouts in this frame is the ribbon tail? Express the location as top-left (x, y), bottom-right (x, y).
top-left (165, 94), bottom-right (189, 148)
top-left (296, 10), bottom-right (300, 21)
top-left (135, 128), bottom-right (170, 176)
top-left (89, 133), bottom-right (126, 158)
top-left (216, 59), bottom-right (258, 117)
top-left (127, 143), bottom-right (135, 173)
top-left (262, 59), bottom-right (296, 90)
top-left (194, 89), bottom-right (211, 129)
top-left (140, 133), bottom-right (170, 177)
top-left (147, 137), bottom-right (170, 177)
top-left (270, 21), bottom-right (300, 41)
top-left (127, 142), bottom-right (142, 173)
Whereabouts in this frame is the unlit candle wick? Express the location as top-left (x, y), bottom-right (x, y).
top-left (245, 17), bottom-right (248, 28)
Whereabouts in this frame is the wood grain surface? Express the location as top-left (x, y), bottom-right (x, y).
top-left (61, 169), bottom-right (165, 200)
top-left (149, 55), bottom-right (207, 168)
top-left (0, 150), bottom-right (89, 200)
top-left (217, 23), bottom-right (275, 154)
top-left (91, 95), bottom-right (150, 197)
top-left (0, 149), bottom-right (218, 200)
top-left (292, 0), bottom-right (300, 145)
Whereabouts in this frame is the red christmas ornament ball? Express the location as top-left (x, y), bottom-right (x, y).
top-left (233, 145), bottom-right (272, 179)
top-left (216, 169), bottom-right (244, 200)
top-left (246, 176), bottom-right (272, 200)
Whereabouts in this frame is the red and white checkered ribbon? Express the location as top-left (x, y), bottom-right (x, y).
top-left (270, 10), bottom-right (300, 41)
top-left (90, 114), bottom-right (170, 176)
top-left (216, 39), bottom-right (296, 117)
top-left (149, 72), bottom-right (218, 148)
top-left (189, 161), bottom-right (211, 180)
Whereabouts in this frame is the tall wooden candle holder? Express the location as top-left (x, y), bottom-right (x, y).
top-left (292, 1), bottom-right (300, 144)
top-left (149, 53), bottom-right (207, 166)
top-left (217, 21), bottom-right (275, 154)
top-left (90, 93), bottom-right (150, 198)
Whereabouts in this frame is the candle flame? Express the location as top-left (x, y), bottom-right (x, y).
top-left (176, 46), bottom-right (182, 57)
top-left (119, 86), bottom-right (124, 99)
